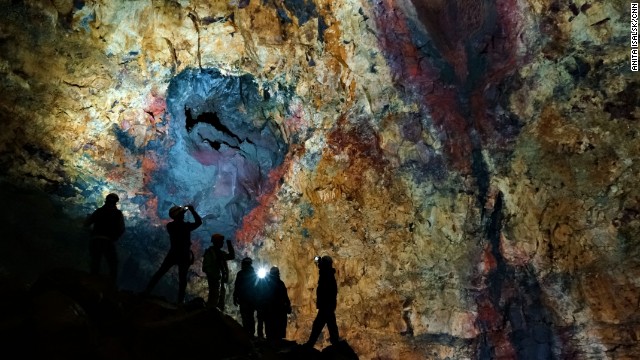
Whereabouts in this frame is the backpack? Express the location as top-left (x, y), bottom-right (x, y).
top-left (202, 248), bottom-right (229, 282)
top-left (202, 248), bottom-right (217, 276)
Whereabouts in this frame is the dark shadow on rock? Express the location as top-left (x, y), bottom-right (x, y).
top-left (321, 340), bottom-right (359, 360)
top-left (278, 340), bottom-right (359, 360)
top-left (1, 267), bottom-right (261, 359)
top-left (277, 343), bottom-right (324, 360)
top-left (244, 340), bottom-right (358, 360)
top-left (414, 332), bottom-right (474, 348)
top-left (1, 267), bottom-right (362, 360)
top-left (0, 274), bottom-right (37, 358)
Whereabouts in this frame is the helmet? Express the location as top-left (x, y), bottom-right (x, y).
top-left (169, 205), bottom-right (187, 219)
top-left (269, 266), bottom-right (280, 277)
top-left (241, 257), bottom-right (253, 265)
top-left (211, 233), bottom-right (225, 243)
top-left (320, 255), bottom-right (333, 266)
top-left (105, 193), bottom-right (119, 203)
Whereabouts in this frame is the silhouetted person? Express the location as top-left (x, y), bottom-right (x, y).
top-left (305, 255), bottom-right (340, 347)
top-left (255, 268), bottom-right (269, 338)
top-left (264, 266), bottom-right (291, 343)
top-left (234, 257), bottom-right (257, 336)
top-left (144, 204), bottom-right (202, 304)
top-left (202, 233), bottom-right (235, 311)
top-left (84, 193), bottom-right (125, 283)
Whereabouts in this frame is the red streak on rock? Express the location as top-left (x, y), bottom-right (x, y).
top-left (481, 243), bottom-right (498, 274)
top-left (476, 294), bottom-right (502, 328)
top-left (327, 116), bottom-right (387, 171)
top-left (285, 103), bottom-right (307, 137)
top-left (235, 153), bottom-right (294, 244)
top-left (142, 156), bottom-right (157, 186)
top-left (374, 1), bottom-right (526, 356)
top-left (144, 90), bottom-right (167, 119)
top-left (373, 0), bottom-right (524, 171)
top-left (476, 294), bottom-right (518, 359)
top-left (472, 0), bottom-right (522, 152)
top-left (140, 155), bottom-right (162, 222)
top-left (409, 0), bottom-right (485, 80)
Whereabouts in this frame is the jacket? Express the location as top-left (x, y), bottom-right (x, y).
top-left (316, 267), bottom-right (337, 311)
top-left (85, 205), bottom-right (125, 241)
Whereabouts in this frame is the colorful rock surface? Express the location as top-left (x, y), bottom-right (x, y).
top-left (0, 0), bottom-right (638, 358)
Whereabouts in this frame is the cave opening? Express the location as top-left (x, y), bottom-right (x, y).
top-left (149, 68), bottom-right (288, 244)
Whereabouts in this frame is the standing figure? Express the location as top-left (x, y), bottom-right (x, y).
top-left (233, 257), bottom-right (258, 336)
top-left (84, 193), bottom-right (125, 283)
top-left (254, 269), bottom-right (270, 338)
top-left (304, 255), bottom-right (340, 347)
top-left (144, 204), bottom-right (202, 304)
top-left (202, 233), bottom-right (235, 311)
top-left (264, 266), bottom-right (292, 342)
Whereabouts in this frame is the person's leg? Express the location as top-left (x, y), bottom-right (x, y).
top-left (239, 306), bottom-right (249, 333)
top-left (264, 311), bottom-right (274, 340)
top-left (257, 309), bottom-right (265, 338)
top-left (267, 311), bottom-right (285, 341)
top-left (240, 305), bottom-right (256, 337)
top-left (277, 312), bottom-right (287, 340)
top-left (89, 237), bottom-right (101, 275)
top-left (326, 310), bottom-right (340, 344)
top-left (104, 240), bottom-right (118, 283)
top-left (305, 310), bottom-right (327, 346)
top-left (247, 305), bottom-right (256, 336)
top-left (205, 277), bottom-right (213, 307)
top-left (217, 283), bottom-right (226, 311)
top-left (207, 278), bottom-right (220, 308)
top-left (177, 262), bottom-right (189, 304)
top-left (145, 256), bottom-right (174, 294)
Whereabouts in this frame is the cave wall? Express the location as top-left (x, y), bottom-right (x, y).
top-left (0, 0), bottom-right (638, 358)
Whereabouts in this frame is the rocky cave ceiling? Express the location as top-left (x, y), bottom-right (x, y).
top-left (0, 0), bottom-right (638, 358)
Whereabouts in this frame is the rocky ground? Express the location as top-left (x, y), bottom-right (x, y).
top-left (0, 268), bottom-right (358, 360)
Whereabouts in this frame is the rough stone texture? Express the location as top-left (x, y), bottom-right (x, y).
top-left (0, 0), bottom-right (638, 359)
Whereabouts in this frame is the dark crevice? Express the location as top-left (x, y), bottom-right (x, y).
top-left (184, 106), bottom-right (243, 144)
top-left (203, 139), bottom-right (221, 151)
top-left (485, 191), bottom-right (507, 304)
top-left (221, 141), bottom-right (241, 151)
top-left (413, 332), bottom-right (474, 348)
top-left (472, 148), bottom-right (491, 212)
top-left (200, 136), bottom-right (242, 153)
top-left (187, 12), bottom-right (202, 69)
top-left (488, 191), bottom-right (506, 269)
top-left (477, 192), bottom-right (557, 359)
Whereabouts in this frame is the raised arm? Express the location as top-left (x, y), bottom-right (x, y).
top-left (186, 205), bottom-right (203, 228)
top-left (225, 239), bottom-right (236, 260)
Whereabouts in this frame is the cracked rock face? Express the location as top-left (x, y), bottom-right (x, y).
top-left (152, 68), bottom-right (288, 239)
top-left (0, 0), bottom-right (638, 358)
